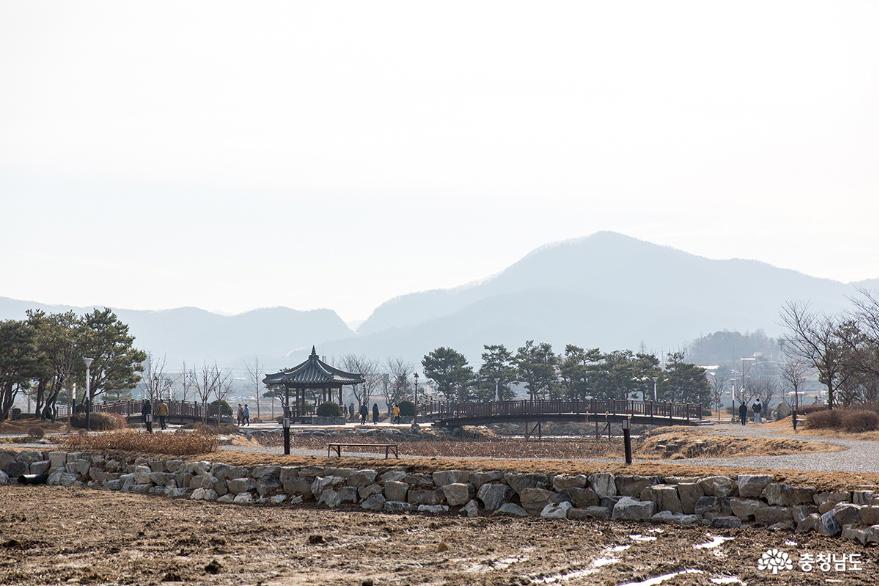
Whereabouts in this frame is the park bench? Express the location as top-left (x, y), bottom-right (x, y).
top-left (327, 442), bottom-right (399, 459)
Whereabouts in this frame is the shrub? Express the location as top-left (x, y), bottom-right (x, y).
top-left (26, 426), bottom-right (44, 439)
top-left (70, 412), bottom-right (127, 430)
top-left (208, 400), bottom-right (232, 417)
top-left (61, 429), bottom-right (217, 455)
top-left (398, 400), bottom-right (416, 417)
top-left (805, 409), bottom-right (841, 429)
top-left (316, 402), bottom-right (342, 417)
top-left (798, 404), bottom-right (829, 416)
top-left (189, 422), bottom-right (239, 435)
top-left (841, 410), bottom-right (879, 433)
top-left (11, 408), bottom-right (21, 420)
top-left (806, 408), bottom-right (879, 433)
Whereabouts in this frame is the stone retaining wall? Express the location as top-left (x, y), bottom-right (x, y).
top-left (2, 449), bottom-right (879, 545)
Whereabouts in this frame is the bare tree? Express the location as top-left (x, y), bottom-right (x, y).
top-left (744, 376), bottom-right (778, 413)
top-left (340, 355), bottom-right (378, 407)
top-left (837, 290), bottom-right (879, 380)
top-left (211, 366), bottom-right (233, 425)
top-left (387, 358), bottom-right (413, 405)
top-left (245, 357), bottom-right (263, 422)
top-left (708, 373), bottom-right (725, 419)
top-left (142, 353), bottom-right (173, 403)
top-left (780, 356), bottom-right (809, 411)
top-left (780, 301), bottom-right (849, 409)
top-left (177, 361), bottom-right (195, 403)
top-left (192, 362), bottom-right (221, 423)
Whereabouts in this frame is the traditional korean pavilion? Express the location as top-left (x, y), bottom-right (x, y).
top-left (262, 346), bottom-right (364, 420)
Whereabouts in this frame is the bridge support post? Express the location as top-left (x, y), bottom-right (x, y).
top-left (622, 418), bottom-right (632, 465)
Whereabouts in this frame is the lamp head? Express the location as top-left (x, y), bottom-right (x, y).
top-left (83, 357), bottom-right (94, 368)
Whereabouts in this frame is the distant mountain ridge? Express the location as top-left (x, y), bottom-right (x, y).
top-left (0, 297), bottom-right (353, 368)
top-left (3, 232), bottom-right (877, 366)
top-left (324, 232), bottom-right (874, 362)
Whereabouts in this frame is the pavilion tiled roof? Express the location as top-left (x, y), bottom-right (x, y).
top-left (263, 346), bottom-right (364, 387)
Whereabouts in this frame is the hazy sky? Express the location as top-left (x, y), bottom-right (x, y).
top-left (2, 1), bottom-right (878, 323)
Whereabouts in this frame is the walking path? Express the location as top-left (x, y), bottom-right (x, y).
top-left (647, 422), bottom-right (879, 474)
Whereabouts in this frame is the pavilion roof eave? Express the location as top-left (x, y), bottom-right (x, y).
top-left (262, 346), bottom-right (365, 387)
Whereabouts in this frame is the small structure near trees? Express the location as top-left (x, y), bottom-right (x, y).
top-left (263, 347), bottom-right (364, 422)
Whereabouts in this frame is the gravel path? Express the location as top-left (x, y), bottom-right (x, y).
top-left (648, 423), bottom-right (879, 474)
top-left (223, 424), bottom-right (879, 474)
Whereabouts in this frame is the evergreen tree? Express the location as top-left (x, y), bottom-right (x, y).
top-left (76, 308), bottom-right (147, 407)
top-left (514, 340), bottom-right (558, 401)
top-left (476, 344), bottom-right (516, 401)
top-left (421, 347), bottom-right (474, 402)
top-left (559, 345), bottom-right (601, 399)
top-left (27, 310), bottom-right (79, 419)
top-left (660, 351), bottom-right (711, 406)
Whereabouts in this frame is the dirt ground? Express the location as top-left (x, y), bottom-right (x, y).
top-left (1, 486), bottom-right (877, 586)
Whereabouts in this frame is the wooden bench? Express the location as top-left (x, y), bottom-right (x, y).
top-left (327, 442), bottom-right (399, 459)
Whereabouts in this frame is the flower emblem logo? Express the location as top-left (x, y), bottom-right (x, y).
top-left (758, 549), bottom-right (793, 574)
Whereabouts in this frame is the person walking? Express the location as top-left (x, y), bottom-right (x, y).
top-left (738, 402), bottom-right (748, 426)
top-left (392, 403), bottom-right (401, 424)
top-left (142, 399), bottom-right (153, 433)
top-left (372, 403), bottom-right (380, 425)
top-left (359, 403), bottom-right (368, 425)
top-left (243, 404), bottom-right (251, 426)
top-left (753, 400), bottom-right (762, 424)
top-left (236, 404), bottom-right (244, 426)
top-left (157, 400), bottom-right (169, 430)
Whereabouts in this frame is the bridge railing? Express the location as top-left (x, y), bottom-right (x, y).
top-left (419, 399), bottom-right (702, 421)
top-left (94, 400), bottom-right (208, 420)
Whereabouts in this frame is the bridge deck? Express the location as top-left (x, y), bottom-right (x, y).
top-left (420, 399), bottom-right (701, 426)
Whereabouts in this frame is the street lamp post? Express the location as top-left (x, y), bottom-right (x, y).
top-left (740, 357), bottom-right (755, 410)
top-left (413, 372), bottom-right (419, 424)
top-left (83, 358), bottom-right (94, 431)
top-left (494, 378), bottom-right (500, 402)
top-left (651, 377), bottom-right (658, 402)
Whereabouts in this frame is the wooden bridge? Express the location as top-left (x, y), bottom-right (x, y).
top-left (94, 400), bottom-right (212, 424)
top-left (419, 399), bottom-right (702, 427)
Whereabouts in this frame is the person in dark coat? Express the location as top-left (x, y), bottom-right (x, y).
top-left (142, 399), bottom-right (153, 433)
top-left (738, 402), bottom-right (748, 426)
top-left (359, 403), bottom-right (368, 425)
top-left (372, 403), bottom-right (380, 425)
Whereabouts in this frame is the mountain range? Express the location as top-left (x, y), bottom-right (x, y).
top-left (2, 232), bottom-right (875, 368)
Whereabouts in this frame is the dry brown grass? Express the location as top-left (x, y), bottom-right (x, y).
top-left (62, 430), bottom-right (218, 456)
top-left (0, 419), bottom-right (67, 434)
top-left (637, 429), bottom-right (842, 460)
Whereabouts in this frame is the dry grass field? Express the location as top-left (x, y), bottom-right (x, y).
top-left (1, 485), bottom-right (876, 585)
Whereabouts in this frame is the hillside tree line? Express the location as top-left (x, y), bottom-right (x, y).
top-left (419, 341), bottom-right (712, 406)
